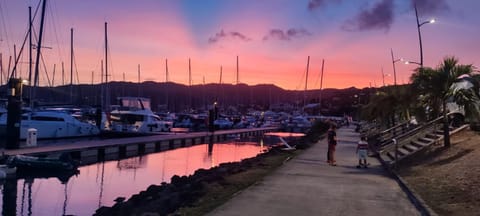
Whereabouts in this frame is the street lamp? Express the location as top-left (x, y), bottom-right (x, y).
top-left (415, 4), bottom-right (435, 68)
top-left (404, 60), bottom-right (421, 66)
top-left (20, 79), bottom-right (28, 103)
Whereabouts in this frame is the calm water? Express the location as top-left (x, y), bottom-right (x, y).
top-left (0, 140), bottom-right (268, 216)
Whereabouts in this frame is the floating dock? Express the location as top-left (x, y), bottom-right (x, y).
top-left (2, 127), bottom-right (278, 165)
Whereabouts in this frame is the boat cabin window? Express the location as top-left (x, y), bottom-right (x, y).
top-left (110, 114), bottom-right (144, 124)
top-left (31, 116), bottom-right (65, 122)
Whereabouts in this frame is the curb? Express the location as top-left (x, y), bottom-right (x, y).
top-left (392, 171), bottom-right (438, 216)
top-left (376, 156), bottom-right (437, 216)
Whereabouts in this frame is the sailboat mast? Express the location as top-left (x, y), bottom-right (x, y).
top-left (138, 64), bottom-right (140, 97)
top-left (188, 58), bottom-right (191, 86)
top-left (165, 58), bottom-right (169, 111)
top-left (52, 64), bottom-right (56, 86)
top-left (70, 28), bottom-right (73, 104)
top-left (165, 58), bottom-right (169, 82)
top-left (28, 6), bottom-right (32, 101)
top-left (100, 60), bottom-right (104, 108)
top-left (303, 56), bottom-right (310, 111)
top-left (236, 55), bottom-right (240, 105)
top-left (104, 22), bottom-right (110, 110)
top-left (32, 0), bottom-right (47, 103)
top-left (219, 66), bottom-right (222, 84)
top-left (188, 58), bottom-right (192, 109)
top-left (13, 45), bottom-right (16, 78)
top-left (0, 54), bottom-right (3, 85)
top-left (236, 55), bottom-right (239, 85)
top-left (319, 59), bottom-right (324, 115)
top-left (61, 61), bottom-right (64, 85)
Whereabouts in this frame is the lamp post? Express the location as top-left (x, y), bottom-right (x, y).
top-left (415, 4), bottom-right (435, 68)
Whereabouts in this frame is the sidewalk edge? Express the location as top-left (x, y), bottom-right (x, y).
top-left (377, 156), bottom-right (438, 216)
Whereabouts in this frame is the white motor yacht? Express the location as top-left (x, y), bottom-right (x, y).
top-left (108, 97), bottom-right (173, 134)
top-left (0, 110), bottom-right (100, 140)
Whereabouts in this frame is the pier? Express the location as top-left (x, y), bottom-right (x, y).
top-left (2, 127), bottom-right (278, 165)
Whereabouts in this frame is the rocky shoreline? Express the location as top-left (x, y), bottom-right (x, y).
top-left (94, 148), bottom-right (289, 216)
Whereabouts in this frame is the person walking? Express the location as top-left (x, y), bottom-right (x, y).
top-left (327, 124), bottom-right (337, 166)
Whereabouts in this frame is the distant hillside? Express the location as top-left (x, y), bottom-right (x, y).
top-left (0, 81), bottom-right (374, 115)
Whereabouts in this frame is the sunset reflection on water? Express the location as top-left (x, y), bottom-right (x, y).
top-left (0, 141), bottom-right (267, 216)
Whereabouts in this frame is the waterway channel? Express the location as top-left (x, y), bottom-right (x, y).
top-left (0, 138), bottom-right (269, 215)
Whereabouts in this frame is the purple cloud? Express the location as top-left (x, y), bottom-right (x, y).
top-left (208, 30), bottom-right (252, 44)
top-left (263, 28), bottom-right (312, 41)
top-left (342, 0), bottom-right (394, 32)
top-left (410, 0), bottom-right (450, 16)
top-left (308, 0), bottom-right (342, 11)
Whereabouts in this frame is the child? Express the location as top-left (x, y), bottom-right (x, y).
top-left (327, 124), bottom-right (337, 166)
top-left (356, 136), bottom-right (369, 168)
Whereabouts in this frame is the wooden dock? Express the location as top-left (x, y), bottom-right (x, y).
top-left (2, 127), bottom-right (278, 165)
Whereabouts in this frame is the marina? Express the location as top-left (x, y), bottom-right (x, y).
top-left (1, 0), bottom-right (478, 215)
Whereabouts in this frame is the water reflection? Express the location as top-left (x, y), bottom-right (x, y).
top-left (0, 141), bottom-right (267, 215)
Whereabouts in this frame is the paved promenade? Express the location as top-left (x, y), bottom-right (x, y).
top-left (208, 125), bottom-right (420, 216)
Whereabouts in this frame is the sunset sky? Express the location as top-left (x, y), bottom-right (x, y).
top-left (0, 0), bottom-right (479, 90)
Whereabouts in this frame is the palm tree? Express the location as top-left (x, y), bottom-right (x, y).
top-left (410, 56), bottom-right (476, 147)
top-left (361, 90), bottom-right (396, 127)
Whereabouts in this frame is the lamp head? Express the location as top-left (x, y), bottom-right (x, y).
top-left (429, 19), bottom-right (436, 24)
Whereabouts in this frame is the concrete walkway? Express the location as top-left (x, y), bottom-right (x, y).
top-left (207, 125), bottom-right (420, 216)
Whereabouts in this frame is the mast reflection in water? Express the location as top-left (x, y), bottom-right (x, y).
top-left (0, 141), bottom-right (267, 215)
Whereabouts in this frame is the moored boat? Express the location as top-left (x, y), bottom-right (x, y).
top-left (107, 97), bottom-right (173, 135)
top-left (7, 153), bottom-right (79, 172)
top-left (0, 110), bottom-right (100, 140)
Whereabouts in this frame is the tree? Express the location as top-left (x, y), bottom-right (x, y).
top-left (360, 85), bottom-right (414, 129)
top-left (410, 56), bottom-right (476, 147)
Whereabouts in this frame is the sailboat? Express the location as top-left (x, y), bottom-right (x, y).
top-left (0, 0), bottom-right (100, 140)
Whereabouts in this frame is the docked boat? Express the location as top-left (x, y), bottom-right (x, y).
top-left (0, 164), bottom-right (16, 179)
top-left (0, 110), bottom-right (100, 140)
top-left (7, 153), bottom-right (79, 172)
top-left (108, 97), bottom-right (173, 134)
